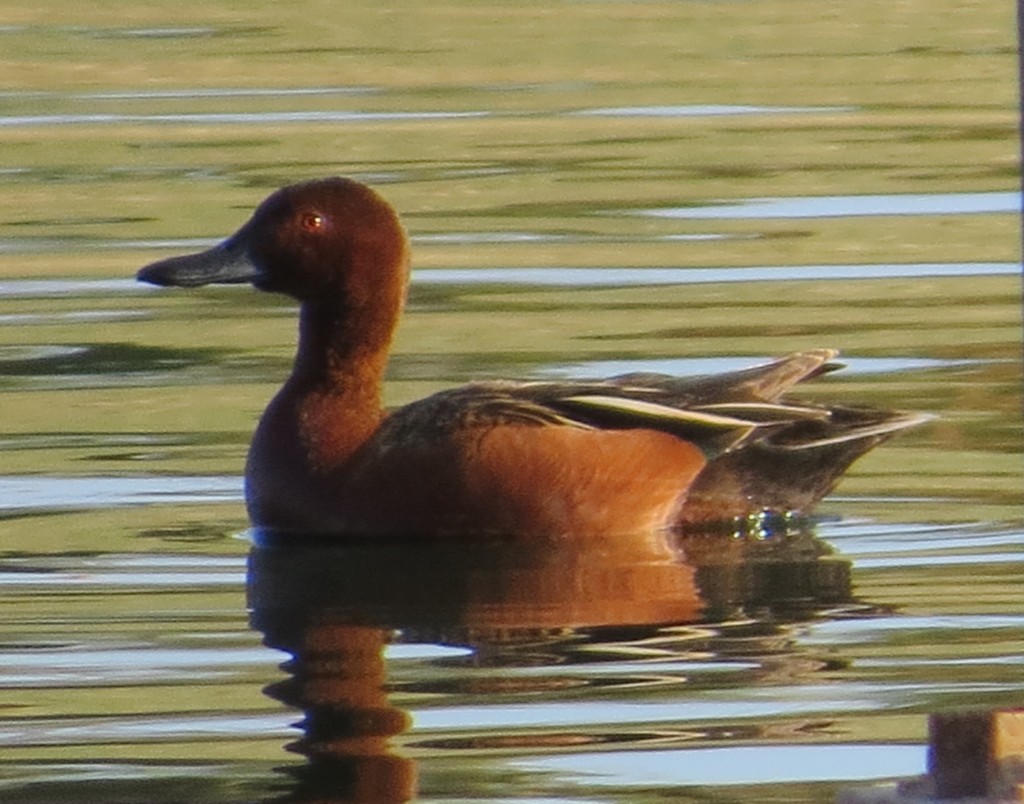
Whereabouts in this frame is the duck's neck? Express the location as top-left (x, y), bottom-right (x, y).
top-left (295, 301), bottom-right (395, 389)
top-left (286, 299), bottom-right (399, 469)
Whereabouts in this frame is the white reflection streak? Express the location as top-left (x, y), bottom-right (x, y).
top-left (509, 744), bottom-right (926, 786)
top-left (640, 191), bottom-right (1021, 219)
top-left (0, 713), bottom-right (294, 745)
top-left (411, 692), bottom-right (880, 732)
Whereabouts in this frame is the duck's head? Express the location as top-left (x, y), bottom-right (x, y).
top-left (137, 178), bottom-right (410, 308)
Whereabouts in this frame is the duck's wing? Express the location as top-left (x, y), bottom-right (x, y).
top-left (409, 350), bottom-right (931, 453)
top-left (487, 349), bottom-right (929, 457)
top-left (602, 347), bottom-right (843, 405)
top-left (391, 350), bottom-right (931, 458)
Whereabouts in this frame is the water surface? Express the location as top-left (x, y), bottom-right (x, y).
top-left (0, 2), bottom-right (1020, 802)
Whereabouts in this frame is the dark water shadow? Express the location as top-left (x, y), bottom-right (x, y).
top-left (247, 523), bottom-right (859, 803)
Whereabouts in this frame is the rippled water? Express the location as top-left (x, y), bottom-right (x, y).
top-left (0, 2), bottom-right (1021, 802)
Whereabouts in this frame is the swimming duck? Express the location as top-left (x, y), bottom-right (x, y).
top-left (138, 178), bottom-right (928, 537)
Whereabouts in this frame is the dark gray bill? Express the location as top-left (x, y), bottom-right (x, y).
top-left (137, 235), bottom-right (258, 288)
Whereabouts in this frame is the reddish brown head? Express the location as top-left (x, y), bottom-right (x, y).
top-left (138, 177), bottom-right (410, 314)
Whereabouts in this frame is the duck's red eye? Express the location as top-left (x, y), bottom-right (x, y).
top-left (301, 213), bottom-right (324, 232)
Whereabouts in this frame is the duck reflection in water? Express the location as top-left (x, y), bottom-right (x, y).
top-left (248, 522), bottom-right (857, 804)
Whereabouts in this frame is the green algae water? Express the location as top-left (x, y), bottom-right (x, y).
top-left (0, 2), bottom-right (1020, 801)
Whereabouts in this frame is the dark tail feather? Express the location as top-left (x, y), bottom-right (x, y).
top-left (678, 408), bottom-right (932, 525)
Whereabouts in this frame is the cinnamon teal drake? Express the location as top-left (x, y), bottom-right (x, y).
top-left (137, 178), bottom-right (929, 538)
